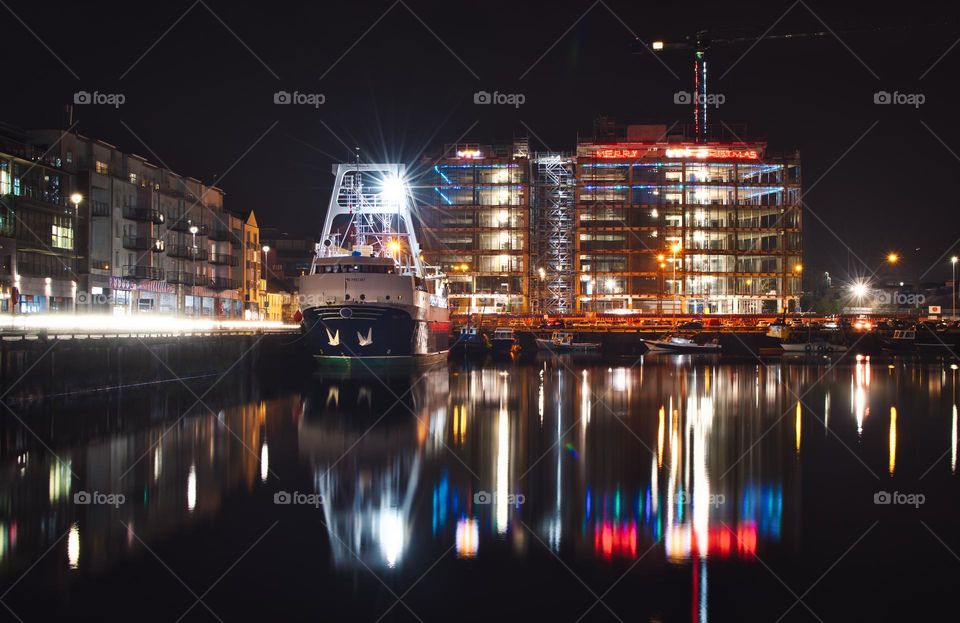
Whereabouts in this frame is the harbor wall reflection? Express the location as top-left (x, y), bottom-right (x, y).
top-left (0, 374), bottom-right (298, 581)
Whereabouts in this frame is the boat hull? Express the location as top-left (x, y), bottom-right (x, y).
top-left (535, 339), bottom-right (600, 352)
top-left (302, 304), bottom-right (449, 361)
top-left (780, 342), bottom-right (846, 353)
top-left (642, 339), bottom-right (721, 353)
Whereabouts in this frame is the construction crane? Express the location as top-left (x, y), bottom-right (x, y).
top-left (635, 29), bottom-right (840, 142)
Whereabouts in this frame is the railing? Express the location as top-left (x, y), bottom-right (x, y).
top-left (167, 244), bottom-right (208, 261)
top-left (122, 236), bottom-right (165, 252)
top-left (207, 227), bottom-right (232, 242)
top-left (209, 277), bottom-right (238, 290)
top-left (166, 271), bottom-right (198, 286)
top-left (123, 265), bottom-right (164, 281)
top-left (90, 200), bottom-right (111, 217)
top-left (122, 205), bottom-right (165, 224)
top-left (209, 253), bottom-right (238, 266)
top-left (166, 219), bottom-right (207, 235)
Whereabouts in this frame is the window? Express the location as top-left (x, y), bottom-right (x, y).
top-left (129, 173), bottom-right (137, 185)
top-left (95, 161), bottom-right (108, 175)
top-left (51, 219), bottom-right (74, 249)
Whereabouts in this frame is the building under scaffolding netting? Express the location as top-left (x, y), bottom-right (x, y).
top-left (575, 123), bottom-right (802, 315)
top-left (415, 123), bottom-right (802, 315)
top-left (418, 142), bottom-right (530, 315)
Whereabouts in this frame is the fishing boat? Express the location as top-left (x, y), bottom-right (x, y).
top-left (535, 331), bottom-right (601, 353)
top-left (643, 334), bottom-right (722, 353)
top-left (491, 327), bottom-right (517, 355)
top-left (298, 161), bottom-right (450, 365)
top-left (881, 329), bottom-right (916, 353)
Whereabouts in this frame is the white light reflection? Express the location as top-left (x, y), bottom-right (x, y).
top-left (379, 509), bottom-right (404, 567)
top-left (260, 443), bottom-right (269, 482)
top-left (67, 522), bottom-right (80, 569)
top-left (952, 405), bottom-right (958, 474)
top-left (888, 407), bottom-right (897, 476)
top-left (187, 463), bottom-right (197, 512)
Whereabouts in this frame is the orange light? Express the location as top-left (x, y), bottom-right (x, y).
top-left (887, 253), bottom-right (899, 264)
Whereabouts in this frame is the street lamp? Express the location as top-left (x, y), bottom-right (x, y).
top-left (886, 252), bottom-right (899, 265)
top-left (70, 193), bottom-right (83, 312)
top-left (952, 256), bottom-right (958, 320)
top-left (189, 224), bottom-right (199, 317)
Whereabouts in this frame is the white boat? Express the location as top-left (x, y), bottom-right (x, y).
top-left (643, 334), bottom-right (722, 353)
top-left (298, 162), bottom-right (450, 364)
top-left (535, 331), bottom-right (601, 352)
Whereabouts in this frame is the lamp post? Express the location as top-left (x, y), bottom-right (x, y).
top-left (70, 192), bottom-right (83, 313)
top-left (793, 263), bottom-right (803, 313)
top-left (189, 224), bottom-right (199, 318)
top-left (261, 245), bottom-right (270, 320)
top-left (952, 256), bottom-right (958, 321)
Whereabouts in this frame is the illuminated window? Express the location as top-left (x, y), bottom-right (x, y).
top-left (51, 217), bottom-right (74, 249)
top-left (129, 173), bottom-right (137, 185)
top-left (95, 161), bottom-right (108, 175)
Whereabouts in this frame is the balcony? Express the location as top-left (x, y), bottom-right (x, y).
top-left (207, 226), bottom-right (232, 242)
top-left (167, 244), bottom-right (208, 261)
top-left (166, 218), bottom-right (207, 235)
top-left (123, 236), bottom-right (165, 252)
top-left (166, 271), bottom-right (198, 286)
top-left (91, 200), bottom-right (111, 217)
top-left (209, 253), bottom-right (238, 266)
top-left (123, 265), bottom-right (164, 281)
top-left (209, 276), bottom-right (238, 291)
top-left (123, 206), bottom-right (165, 224)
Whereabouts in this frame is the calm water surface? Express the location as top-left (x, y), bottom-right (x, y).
top-left (1, 353), bottom-right (959, 621)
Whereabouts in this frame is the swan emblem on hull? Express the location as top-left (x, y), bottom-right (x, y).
top-left (326, 328), bottom-right (340, 346)
top-left (358, 327), bottom-right (373, 347)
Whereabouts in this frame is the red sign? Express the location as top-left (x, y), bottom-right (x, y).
top-left (591, 146), bottom-right (761, 160)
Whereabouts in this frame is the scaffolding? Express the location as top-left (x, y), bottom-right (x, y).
top-left (531, 153), bottom-right (576, 315)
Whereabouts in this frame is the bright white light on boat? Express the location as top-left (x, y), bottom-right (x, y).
top-left (849, 281), bottom-right (869, 299)
top-left (380, 175), bottom-right (406, 205)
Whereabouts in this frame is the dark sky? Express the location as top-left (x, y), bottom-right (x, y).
top-left (3, 0), bottom-right (959, 285)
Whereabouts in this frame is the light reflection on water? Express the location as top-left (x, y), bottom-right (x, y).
top-left (0, 356), bottom-right (958, 620)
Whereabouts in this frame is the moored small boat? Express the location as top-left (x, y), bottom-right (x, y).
top-left (643, 334), bottom-right (722, 353)
top-left (535, 331), bottom-right (601, 353)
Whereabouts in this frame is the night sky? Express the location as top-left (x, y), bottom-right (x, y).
top-left (3, 0), bottom-right (959, 284)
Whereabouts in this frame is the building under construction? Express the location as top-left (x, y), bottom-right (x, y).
top-left (418, 123), bottom-right (801, 316)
